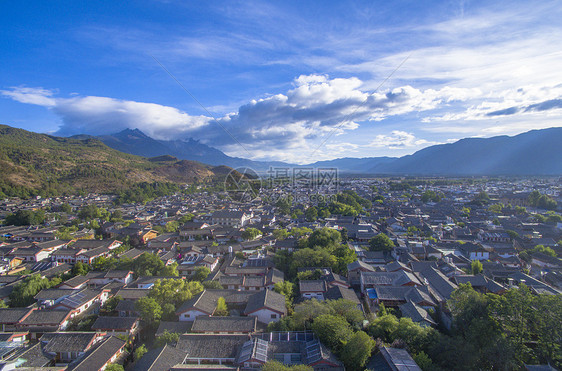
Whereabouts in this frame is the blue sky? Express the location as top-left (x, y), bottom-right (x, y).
top-left (1, 0), bottom-right (561, 163)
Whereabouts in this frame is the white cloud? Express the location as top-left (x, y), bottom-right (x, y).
top-left (2, 87), bottom-right (56, 107)
top-left (2, 75), bottom-right (479, 162)
top-left (368, 131), bottom-right (439, 150)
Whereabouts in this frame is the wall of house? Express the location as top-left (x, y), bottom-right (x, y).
top-left (179, 310), bottom-right (207, 321)
top-left (250, 309), bottom-right (281, 324)
top-left (302, 292), bottom-right (324, 300)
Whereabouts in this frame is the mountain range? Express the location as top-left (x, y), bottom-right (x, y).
top-left (0, 125), bottom-right (235, 196)
top-left (90, 127), bottom-right (562, 175)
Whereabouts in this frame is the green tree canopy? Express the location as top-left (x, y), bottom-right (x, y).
top-left (153, 330), bottom-right (180, 348)
top-left (340, 331), bottom-right (375, 370)
top-left (310, 314), bottom-right (353, 353)
top-left (5, 209), bottom-right (46, 226)
top-left (241, 228), bottom-right (262, 240)
top-left (135, 297), bottom-right (162, 326)
top-left (215, 296), bottom-right (229, 316)
top-left (368, 233), bottom-right (395, 252)
top-left (193, 266), bottom-right (211, 281)
top-left (307, 227), bottom-right (342, 249)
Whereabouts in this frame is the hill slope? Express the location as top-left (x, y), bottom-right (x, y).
top-left (0, 125), bottom-right (231, 197)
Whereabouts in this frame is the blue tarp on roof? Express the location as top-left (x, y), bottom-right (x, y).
top-left (367, 288), bottom-right (377, 299)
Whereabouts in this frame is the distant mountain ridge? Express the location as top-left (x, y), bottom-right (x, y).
top-left (87, 128), bottom-right (289, 171)
top-left (0, 125), bottom-right (236, 196)
top-left (93, 127), bottom-right (562, 175)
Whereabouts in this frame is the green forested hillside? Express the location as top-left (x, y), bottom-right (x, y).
top-left (0, 125), bottom-right (228, 198)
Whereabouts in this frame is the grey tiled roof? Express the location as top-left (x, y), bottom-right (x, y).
top-left (324, 286), bottom-right (360, 304)
top-left (69, 336), bottom-right (126, 371)
top-left (191, 316), bottom-right (257, 333)
top-left (399, 300), bottom-right (436, 326)
top-left (176, 334), bottom-right (248, 359)
top-left (41, 332), bottom-right (98, 353)
top-left (244, 289), bottom-right (286, 315)
top-left (10, 342), bottom-right (53, 367)
top-left (299, 280), bottom-right (327, 293)
top-left (156, 321), bottom-right (193, 337)
top-left (115, 288), bottom-right (150, 300)
top-left (91, 316), bottom-right (138, 331)
top-left (134, 344), bottom-right (188, 371)
top-left (0, 308), bottom-right (33, 324)
top-left (20, 309), bottom-right (71, 326)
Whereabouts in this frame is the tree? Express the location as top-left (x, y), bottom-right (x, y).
top-left (5, 209), bottom-right (46, 226)
top-left (134, 344), bottom-right (148, 361)
top-left (102, 295), bottom-right (122, 313)
top-left (292, 299), bottom-right (334, 330)
top-left (473, 191), bottom-right (490, 204)
top-left (162, 303), bottom-right (177, 321)
top-left (273, 228), bottom-right (289, 240)
top-left (104, 364), bottom-right (124, 371)
top-left (368, 313), bottom-right (399, 343)
top-left (368, 233), bottom-right (395, 252)
top-left (135, 297), bottom-right (162, 326)
top-left (133, 252), bottom-right (165, 277)
top-left (274, 281), bottom-right (295, 309)
top-left (149, 279), bottom-right (203, 308)
top-left (72, 261), bottom-right (90, 276)
top-left (305, 207), bottom-right (318, 222)
top-left (340, 227), bottom-right (348, 243)
top-left (471, 260), bottom-right (483, 275)
top-left (421, 190), bottom-right (442, 203)
top-left (110, 209), bottom-right (123, 222)
top-left (290, 248), bottom-right (337, 276)
top-left (327, 299), bottom-right (364, 329)
top-left (310, 314), bottom-right (353, 353)
top-left (340, 331), bottom-right (375, 370)
top-left (215, 297), bottom-right (229, 316)
top-left (506, 230), bottom-right (519, 240)
top-left (164, 220), bottom-right (180, 233)
top-left (153, 330), bottom-right (180, 348)
top-left (413, 351), bottom-right (434, 371)
top-left (488, 203), bottom-right (503, 214)
top-left (529, 191), bottom-right (557, 210)
top-left (9, 274), bottom-right (58, 307)
top-left (261, 361), bottom-right (313, 371)
top-left (60, 203), bottom-right (72, 213)
top-left (193, 266), bottom-right (211, 281)
top-left (307, 228), bottom-right (341, 249)
top-left (159, 262), bottom-right (179, 277)
top-left (241, 228), bottom-right (262, 240)
top-left (78, 204), bottom-right (101, 220)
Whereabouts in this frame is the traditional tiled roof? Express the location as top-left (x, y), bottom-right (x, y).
top-left (9, 342), bottom-right (53, 367)
top-left (68, 336), bottom-right (126, 371)
top-left (299, 280), bottom-right (327, 293)
top-left (19, 309), bottom-right (72, 327)
top-left (244, 289), bottom-right (286, 315)
top-left (0, 308), bottom-right (33, 324)
top-left (324, 286), bottom-right (361, 304)
top-left (134, 344), bottom-right (188, 371)
top-left (115, 288), bottom-right (150, 300)
top-left (91, 316), bottom-right (138, 331)
top-left (176, 334), bottom-right (248, 359)
top-left (399, 300), bottom-right (437, 326)
top-left (41, 332), bottom-right (99, 353)
top-left (191, 316), bottom-right (257, 333)
top-left (156, 321), bottom-right (193, 337)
